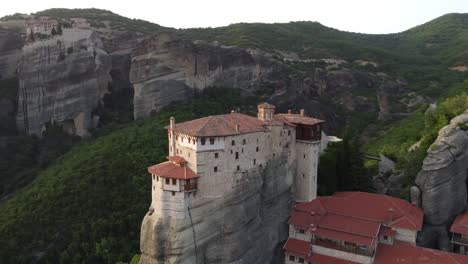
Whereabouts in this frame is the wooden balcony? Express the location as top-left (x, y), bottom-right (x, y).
top-left (184, 183), bottom-right (198, 192)
top-left (313, 239), bottom-right (374, 257)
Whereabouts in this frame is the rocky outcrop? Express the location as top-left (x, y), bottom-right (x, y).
top-left (139, 155), bottom-right (293, 264)
top-left (130, 33), bottom-right (280, 119)
top-left (16, 30), bottom-right (112, 137)
top-left (413, 110), bottom-right (468, 249)
top-left (0, 29), bottom-right (23, 80)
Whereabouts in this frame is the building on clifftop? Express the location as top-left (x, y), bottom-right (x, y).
top-left (284, 192), bottom-right (468, 264)
top-left (147, 102), bottom-right (330, 212)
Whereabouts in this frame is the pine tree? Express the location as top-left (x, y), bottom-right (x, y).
top-left (57, 24), bottom-right (63, 35)
top-left (51, 27), bottom-right (57, 36)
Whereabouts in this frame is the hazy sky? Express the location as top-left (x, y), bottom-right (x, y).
top-left (2, 0), bottom-right (467, 33)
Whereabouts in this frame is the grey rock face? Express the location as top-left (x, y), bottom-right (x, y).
top-left (16, 32), bottom-right (112, 137)
top-left (139, 155), bottom-right (293, 264)
top-left (0, 29), bottom-right (23, 80)
top-left (414, 110), bottom-right (468, 248)
top-left (130, 33), bottom-right (278, 119)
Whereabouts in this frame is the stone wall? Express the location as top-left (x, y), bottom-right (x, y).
top-left (140, 154), bottom-right (293, 264)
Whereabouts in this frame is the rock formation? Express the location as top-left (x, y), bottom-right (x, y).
top-left (413, 110), bottom-right (468, 250)
top-left (16, 30), bottom-right (112, 137)
top-left (129, 33), bottom-right (279, 119)
top-left (0, 28), bottom-right (23, 80)
top-left (139, 155), bottom-right (293, 264)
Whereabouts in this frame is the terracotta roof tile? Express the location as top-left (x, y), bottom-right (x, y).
top-left (169, 113), bottom-right (269, 137)
top-left (275, 113), bottom-right (324, 126)
top-left (375, 241), bottom-right (468, 264)
top-left (148, 161), bottom-right (198, 180)
top-left (167, 156), bottom-right (187, 164)
top-left (283, 238), bottom-right (311, 258)
top-left (308, 252), bottom-right (359, 264)
top-left (451, 211), bottom-right (468, 235)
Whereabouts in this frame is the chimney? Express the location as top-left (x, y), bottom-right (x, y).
top-left (288, 109), bottom-right (292, 114)
top-left (170, 117), bottom-right (175, 129)
top-left (169, 117), bottom-right (176, 156)
top-left (300, 109), bottom-right (305, 116)
top-left (236, 124), bottom-right (240, 133)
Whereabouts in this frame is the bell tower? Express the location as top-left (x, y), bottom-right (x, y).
top-left (257, 102), bottom-right (276, 122)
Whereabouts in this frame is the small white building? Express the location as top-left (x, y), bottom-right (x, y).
top-left (26, 19), bottom-right (58, 36)
top-left (147, 103), bottom-right (329, 213)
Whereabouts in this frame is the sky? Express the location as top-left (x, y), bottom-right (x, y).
top-left (1, 0), bottom-right (468, 34)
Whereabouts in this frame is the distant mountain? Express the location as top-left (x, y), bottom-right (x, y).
top-left (0, 8), bottom-right (467, 264)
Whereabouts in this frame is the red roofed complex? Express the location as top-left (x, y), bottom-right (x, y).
top-left (450, 210), bottom-right (468, 254)
top-left (282, 192), bottom-right (468, 264)
top-left (147, 103), bottom-right (340, 220)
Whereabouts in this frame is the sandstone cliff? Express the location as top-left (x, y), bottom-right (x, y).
top-left (130, 34), bottom-right (279, 119)
top-left (0, 28), bottom-right (23, 80)
top-left (413, 110), bottom-right (468, 250)
top-left (139, 155), bottom-right (293, 264)
top-left (16, 30), bottom-right (112, 137)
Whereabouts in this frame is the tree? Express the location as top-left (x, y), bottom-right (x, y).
top-left (57, 24), bottom-right (63, 35)
top-left (51, 27), bottom-right (57, 36)
top-left (28, 30), bottom-right (35, 42)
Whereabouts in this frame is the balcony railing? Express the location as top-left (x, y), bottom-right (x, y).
top-left (452, 236), bottom-right (468, 245)
top-left (184, 183), bottom-right (198, 192)
top-left (313, 239), bottom-right (374, 257)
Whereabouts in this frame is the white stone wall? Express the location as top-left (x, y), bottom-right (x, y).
top-left (289, 224), bottom-right (312, 241)
top-left (394, 227), bottom-right (417, 244)
top-left (312, 245), bottom-right (373, 264)
top-left (151, 173), bottom-right (186, 219)
top-left (295, 140), bottom-right (320, 202)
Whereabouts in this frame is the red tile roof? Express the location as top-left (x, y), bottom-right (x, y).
top-left (275, 113), bottom-right (324, 126)
top-left (379, 226), bottom-right (397, 236)
top-left (167, 156), bottom-right (187, 164)
top-left (319, 213), bottom-right (380, 238)
top-left (283, 238), bottom-right (311, 258)
top-left (308, 252), bottom-right (359, 264)
top-left (169, 113), bottom-right (269, 137)
top-left (375, 241), bottom-right (468, 264)
top-left (148, 161), bottom-right (198, 180)
top-left (295, 192), bottom-right (423, 231)
top-left (257, 102), bottom-right (276, 109)
top-left (451, 211), bottom-right (468, 235)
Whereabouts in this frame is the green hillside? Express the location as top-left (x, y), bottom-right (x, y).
top-left (0, 87), bottom-right (263, 263)
top-left (180, 14), bottom-right (468, 95)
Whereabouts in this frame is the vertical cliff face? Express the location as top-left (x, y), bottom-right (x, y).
top-left (16, 30), bottom-right (112, 137)
top-left (413, 110), bottom-right (468, 250)
top-left (0, 29), bottom-right (23, 80)
top-left (139, 155), bottom-right (294, 264)
top-left (129, 34), bottom-right (279, 119)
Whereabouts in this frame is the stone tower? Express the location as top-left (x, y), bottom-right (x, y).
top-left (257, 102), bottom-right (275, 122)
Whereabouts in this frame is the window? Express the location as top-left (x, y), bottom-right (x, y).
top-left (303, 154), bottom-right (306, 159)
top-left (172, 179), bottom-right (177, 185)
top-left (201, 138), bottom-right (206, 145)
top-left (235, 152), bottom-right (239, 159)
top-left (153, 175), bottom-right (155, 180)
top-left (302, 174), bottom-right (305, 178)
top-left (165, 178), bottom-right (170, 184)
top-left (299, 258), bottom-right (304, 263)
top-left (230, 150), bottom-right (233, 154)
top-left (383, 235), bottom-right (389, 240)
top-left (172, 191), bottom-right (175, 196)
top-left (242, 139), bottom-right (246, 145)
top-left (242, 148), bottom-right (244, 153)
top-left (299, 229), bottom-right (305, 234)
top-left (253, 159), bottom-right (256, 165)
top-left (215, 153), bottom-right (219, 158)
top-left (232, 140), bottom-right (235, 146)
top-left (256, 147), bottom-right (259, 152)
top-left (210, 138), bottom-right (215, 145)
top-left (157, 176), bottom-right (159, 182)
top-left (237, 165), bottom-right (240, 171)
top-left (289, 255), bottom-right (295, 261)
top-left (214, 166), bottom-right (218, 172)
top-left (288, 130), bottom-right (291, 136)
